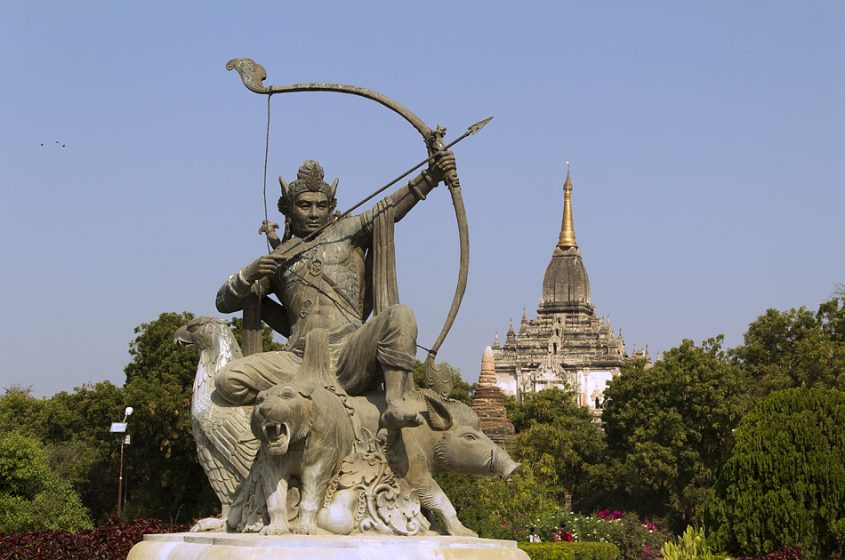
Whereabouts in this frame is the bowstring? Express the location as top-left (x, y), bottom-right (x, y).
top-left (258, 93), bottom-right (353, 327)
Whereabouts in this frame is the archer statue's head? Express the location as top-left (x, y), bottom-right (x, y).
top-left (277, 160), bottom-right (338, 237)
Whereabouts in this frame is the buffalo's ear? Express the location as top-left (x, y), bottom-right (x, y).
top-left (424, 394), bottom-right (453, 431)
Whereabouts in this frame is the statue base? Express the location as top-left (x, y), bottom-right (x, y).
top-left (127, 532), bottom-right (529, 560)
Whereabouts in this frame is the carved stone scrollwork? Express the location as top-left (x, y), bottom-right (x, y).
top-left (225, 58), bottom-right (269, 93)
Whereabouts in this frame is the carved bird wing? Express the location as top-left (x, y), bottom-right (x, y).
top-left (178, 318), bottom-right (258, 505)
top-left (206, 396), bottom-right (259, 479)
top-left (194, 415), bottom-right (259, 503)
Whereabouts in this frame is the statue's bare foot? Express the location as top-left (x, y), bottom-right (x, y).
top-left (260, 523), bottom-right (290, 536)
top-left (290, 521), bottom-right (316, 535)
top-left (380, 403), bottom-right (423, 430)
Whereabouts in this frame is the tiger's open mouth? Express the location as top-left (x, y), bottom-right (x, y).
top-left (261, 422), bottom-right (290, 455)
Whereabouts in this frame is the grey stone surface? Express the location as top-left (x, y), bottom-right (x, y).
top-left (127, 533), bottom-right (530, 560)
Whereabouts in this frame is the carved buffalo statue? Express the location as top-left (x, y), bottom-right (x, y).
top-left (349, 390), bottom-right (522, 536)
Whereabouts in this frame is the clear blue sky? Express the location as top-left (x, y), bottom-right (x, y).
top-left (2, 1), bottom-right (843, 397)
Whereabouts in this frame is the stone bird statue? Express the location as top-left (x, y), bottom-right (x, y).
top-left (174, 317), bottom-right (259, 531)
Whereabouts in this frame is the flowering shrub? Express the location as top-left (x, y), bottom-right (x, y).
top-left (0, 517), bottom-right (187, 560)
top-left (527, 510), bottom-right (670, 560)
top-left (597, 509), bottom-right (624, 521)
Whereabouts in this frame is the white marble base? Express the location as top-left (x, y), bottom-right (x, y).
top-left (127, 532), bottom-right (530, 560)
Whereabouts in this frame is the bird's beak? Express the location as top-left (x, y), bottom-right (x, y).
top-left (173, 325), bottom-right (193, 347)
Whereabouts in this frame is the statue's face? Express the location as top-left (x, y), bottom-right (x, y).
top-left (291, 191), bottom-right (332, 236)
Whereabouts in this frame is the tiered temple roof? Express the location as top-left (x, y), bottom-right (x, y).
top-left (490, 164), bottom-right (648, 414)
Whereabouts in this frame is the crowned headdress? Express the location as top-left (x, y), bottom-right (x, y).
top-left (277, 160), bottom-right (339, 216)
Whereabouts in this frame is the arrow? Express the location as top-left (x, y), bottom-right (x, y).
top-left (269, 116), bottom-right (493, 257)
top-left (320, 116), bottom-right (492, 228)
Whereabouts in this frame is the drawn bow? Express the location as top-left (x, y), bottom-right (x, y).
top-left (226, 57), bottom-right (469, 398)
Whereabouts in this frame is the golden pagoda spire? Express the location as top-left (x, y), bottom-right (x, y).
top-left (558, 161), bottom-right (578, 249)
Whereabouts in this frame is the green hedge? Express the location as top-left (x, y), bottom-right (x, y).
top-left (518, 542), bottom-right (619, 560)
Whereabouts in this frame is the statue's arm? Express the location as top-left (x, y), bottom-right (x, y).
top-left (384, 169), bottom-right (440, 222)
top-left (358, 150), bottom-right (456, 229)
top-left (215, 256), bottom-right (279, 314)
top-left (215, 271), bottom-right (252, 313)
top-left (260, 296), bottom-right (291, 338)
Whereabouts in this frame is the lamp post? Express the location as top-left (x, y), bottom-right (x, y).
top-left (109, 406), bottom-right (133, 518)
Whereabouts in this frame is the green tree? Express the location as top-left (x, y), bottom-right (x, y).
top-left (505, 388), bottom-right (611, 511)
top-left (121, 311), bottom-right (217, 523)
top-left (733, 296), bottom-right (845, 395)
top-left (0, 386), bottom-right (46, 438)
top-left (40, 382), bottom-right (126, 522)
top-left (0, 383), bottom-right (126, 523)
top-left (124, 312), bottom-right (198, 386)
top-left (704, 388), bottom-right (845, 559)
top-left (0, 431), bottom-right (92, 532)
top-left (505, 386), bottom-right (587, 430)
top-left (602, 338), bottom-right (751, 531)
top-left (435, 464), bottom-right (564, 540)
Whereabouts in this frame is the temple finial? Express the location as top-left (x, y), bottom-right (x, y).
top-left (505, 318), bottom-right (516, 345)
top-left (558, 161), bottom-right (577, 249)
top-left (478, 346), bottom-right (497, 387)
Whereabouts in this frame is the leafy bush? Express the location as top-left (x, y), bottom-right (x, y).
top-left (661, 526), bottom-right (718, 560)
top-left (0, 431), bottom-right (92, 532)
top-left (737, 546), bottom-right (805, 560)
top-left (518, 542), bottom-right (619, 560)
top-left (0, 517), bottom-right (187, 560)
top-left (434, 466), bottom-right (567, 540)
top-left (703, 388), bottom-right (845, 559)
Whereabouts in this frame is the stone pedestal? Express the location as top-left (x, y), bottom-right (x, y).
top-left (127, 532), bottom-right (530, 560)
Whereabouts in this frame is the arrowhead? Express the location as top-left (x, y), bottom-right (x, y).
top-left (467, 116), bottom-right (493, 135)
